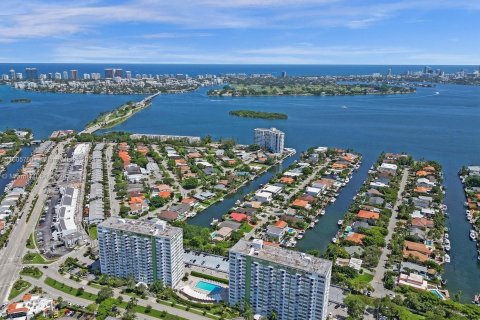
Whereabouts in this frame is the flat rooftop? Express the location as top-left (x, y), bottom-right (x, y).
top-left (99, 217), bottom-right (182, 238)
top-left (230, 239), bottom-right (332, 275)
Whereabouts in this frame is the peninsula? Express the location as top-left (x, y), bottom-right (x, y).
top-left (85, 92), bottom-right (160, 133)
top-left (229, 110), bottom-right (288, 119)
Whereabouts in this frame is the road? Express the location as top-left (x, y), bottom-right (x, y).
top-left (105, 144), bottom-right (120, 216)
top-left (0, 141), bottom-right (66, 302)
top-left (371, 168), bottom-right (409, 298)
top-left (33, 266), bottom-right (211, 320)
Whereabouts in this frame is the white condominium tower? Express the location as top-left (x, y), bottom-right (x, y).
top-left (254, 127), bottom-right (285, 154)
top-left (229, 239), bottom-right (331, 320)
top-left (98, 217), bottom-right (184, 288)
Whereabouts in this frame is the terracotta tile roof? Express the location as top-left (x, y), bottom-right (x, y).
top-left (280, 177), bottom-right (295, 184)
top-left (291, 199), bottom-right (309, 208)
top-left (414, 186), bottom-right (431, 193)
top-left (403, 249), bottom-right (429, 263)
top-left (357, 210), bottom-right (380, 220)
top-left (345, 232), bottom-right (366, 245)
top-left (404, 240), bottom-right (431, 255)
top-left (230, 212), bottom-right (248, 222)
top-left (159, 191), bottom-right (171, 199)
top-left (274, 220), bottom-right (288, 228)
top-left (411, 218), bottom-right (434, 229)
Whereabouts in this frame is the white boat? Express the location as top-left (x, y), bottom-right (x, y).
top-left (320, 210), bottom-right (326, 216)
top-left (470, 230), bottom-right (477, 241)
top-left (331, 237), bottom-right (337, 243)
top-left (308, 222), bottom-right (315, 229)
top-left (444, 239), bottom-right (450, 245)
top-left (444, 244), bottom-right (451, 252)
top-left (338, 220), bottom-right (344, 226)
top-left (444, 233), bottom-right (449, 239)
top-left (330, 197), bottom-right (336, 203)
top-left (210, 219), bottom-right (219, 226)
top-left (444, 254), bottom-right (451, 263)
top-left (314, 218), bottom-right (319, 224)
top-left (296, 234), bottom-right (304, 240)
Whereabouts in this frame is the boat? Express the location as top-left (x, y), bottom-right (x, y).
top-left (441, 279), bottom-right (448, 286)
top-left (473, 294), bottom-right (480, 305)
top-left (330, 197), bottom-right (336, 203)
top-left (296, 234), bottom-right (304, 240)
top-left (314, 218), bottom-right (319, 224)
top-left (338, 220), bottom-right (344, 226)
top-left (320, 210), bottom-right (326, 216)
top-left (210, 219), bottom-right (219, 226)
top-left (331, 237), bottom-right (337, 243)
top-left (470, 230), bottom-right (477, 241)
top-left (444, 244), bottom-right (451, 252)
top-left (444, 233), bottom-right (449, 239)
top-left (444, 254), bottom-right (451, 263)
top-left (444, 239), bottom-right (450, 245)
top-left (308, 222), bottom-right (315, 229)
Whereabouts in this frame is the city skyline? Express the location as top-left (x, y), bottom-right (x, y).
top-left (0, 0), bottom-right (479, 64)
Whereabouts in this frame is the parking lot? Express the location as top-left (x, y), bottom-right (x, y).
top-left (184, 250), bottom-right (229, 274)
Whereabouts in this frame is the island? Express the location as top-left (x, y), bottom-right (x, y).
top-left (229, 110), bottom-right (288, 119)
top-left (10, 98), bottom-right (31, 103)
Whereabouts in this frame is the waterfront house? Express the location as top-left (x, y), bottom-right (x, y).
top-left (158, 210), bottom-right (179, 222)
top-left (254, 191), bottom-right (273, 203)
top-left (369, 196), bottom-right (384, 206)
top-left (230, 212), bottom-right (248, 223)
top-left (411, 217), bottom-right (434, 230)
top-left (214, 227), bottom-right (233, 241)
top-left (291, 199), bottom-right (311, 209)
top-left (378, 163), bottom-right (398, 174)
top-left (266, 225), bottom-right (286, 242)
top-left (280, 177), bottom-right (295, 185)
top-left (356, 210), bottom-right (380, 223)
top-left (398, 273), bottom-right (428, 290)
top-left (345, 232), bottom-right (366, 245)
top-left (170, 203), bottom-right (191, 217)
top-left (400, 261), bottom-right (428, 277)
top-left (218, 220), bottom-right (241, 231)
top-left (351, 221), bottom-right (372, 232)
top-left (306, 186), bottom-right (322, 197)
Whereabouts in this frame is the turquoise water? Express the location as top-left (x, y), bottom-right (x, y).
top-left (0, 66), bottom-right (479, 301)
top-left (195, 281), bottom-right (223, 294)
top-left (430, 289), bottom-right (446, 300)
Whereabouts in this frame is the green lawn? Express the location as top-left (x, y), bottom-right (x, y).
top-left (349, 272), bottom-right (374, 289)
top-left (26, 234), bottom-right (35, 249)
top-left (44, 277), bottom-right (97, 301)
top-left (20, 266), bottom-right (43, 279)
top-left (8, 279), bottom-right (31, 300)
top-left (239, 223), bottom-right (253, 233)
top-left (23, 252), bottom-right (53, 264)
top-left (88, 225), bottom-right (98, 240)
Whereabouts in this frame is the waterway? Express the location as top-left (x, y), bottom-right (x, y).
top-left (0, 65), bottom-right (479, 301)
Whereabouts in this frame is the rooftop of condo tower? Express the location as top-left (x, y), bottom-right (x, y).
top-left (230, 238), bottom-right (332, 276)
top-left (98, 216), bottom-right (182, 238)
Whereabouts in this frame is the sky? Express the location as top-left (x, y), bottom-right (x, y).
top-left (0, 0), bottom-right (479, 64)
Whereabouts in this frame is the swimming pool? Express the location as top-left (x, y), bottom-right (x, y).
top-left (195, 281), bottom-right (223, 294)
top-left (430, 289), bottom-right (445, 300)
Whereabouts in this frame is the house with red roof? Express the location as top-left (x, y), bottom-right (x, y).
top-left (230, 212), bottom-right (248, 222)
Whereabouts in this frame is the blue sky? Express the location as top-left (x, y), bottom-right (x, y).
top-left (0, 0), bottom-right (479, 64)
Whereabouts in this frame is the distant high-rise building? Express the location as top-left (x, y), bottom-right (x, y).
top-left (254, 127), bottom-right (285, 154)
top-left (98, 217), bottom-right (184, 287)
top-left (281, 71), bottom-right (287, 78)
top-left (63, 71), bottom-right (68, 80)
top-left (91, 73), bottom-right (101, 80)
top-left (83, 73), bottom-right (90, 80)
top-left (125, 71), bottom-right (132, 79)
top-left (54, 72), bottom-right (62, 80)
top-left (104, 68), bottom-right (114, 79)
top-left (25, 67), bottom-right (38, 80)
top-left (229, 239), bottom-right (332, 320)
top-left (387, 68), bottom-right (392, 77)
top-left (15, 73), bottom-right (23, 80)
top-left (114, 68), bottom-right (123, 78)
top-left (47, 73), bottom-right (53, 80)
top-left (9, 69), bottom-right (16, 80)
top-left (70, 70), bottom-right (78, 81)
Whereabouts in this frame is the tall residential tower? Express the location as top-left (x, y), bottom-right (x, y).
top-left (254, 127), bottom-right (285, 154)
top-left (98, 217), bottom-right (184, 287)
top-left (229, 239), bottom-right (331, 320)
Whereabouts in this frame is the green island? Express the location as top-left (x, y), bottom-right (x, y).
top-left (229, 109), bottom-right (288, 119)
top-left (11, 98), bottom-right (32, 103)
